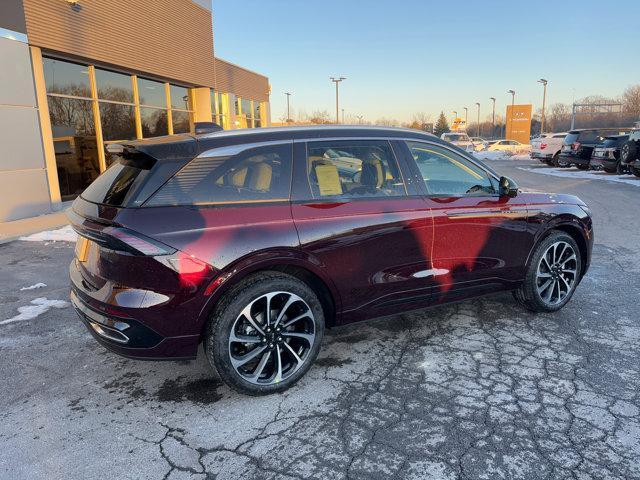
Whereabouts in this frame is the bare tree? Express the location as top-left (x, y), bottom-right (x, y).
top-left (623, 85), bottom-right (640, 118)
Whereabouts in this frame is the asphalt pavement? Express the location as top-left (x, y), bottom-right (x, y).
top-left (1, 155), bottom-right (639, 479)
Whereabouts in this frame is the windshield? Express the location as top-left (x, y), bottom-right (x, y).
top-left (445, 134), bottom-right (470, 142)
top-left (81, 156), bottom-right (154, 206)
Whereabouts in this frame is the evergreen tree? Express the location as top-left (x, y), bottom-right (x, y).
top-left (434, 111), bottom-right (450, 137)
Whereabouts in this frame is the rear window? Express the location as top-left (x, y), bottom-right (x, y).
top-left (147, 143), bottom-right (293, 206)
top-left (553, 134), bottom-right (567, 138)
top-left (563, 133), bottom-right (579, 145)
top-left (81, 156), bottom-right (154, 206)
top-left (444, 134), bottom-right (470, 142)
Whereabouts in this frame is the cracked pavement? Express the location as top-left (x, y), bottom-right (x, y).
top-left (1, 157), bottom-right (639, 479)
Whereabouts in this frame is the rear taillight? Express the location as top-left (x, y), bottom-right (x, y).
top-left (572, 142), bottom-right (581, 151)
top-left (103, 227), bottom-right (176, 256)
top-left (540, 143), bottom-right (547, 150)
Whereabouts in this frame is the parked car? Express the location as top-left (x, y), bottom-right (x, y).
top-left (531, 132), bottom-right (568, 165)
top-left (68, 126), bottom-right (593, 395)
top-left (487, 139), bottom-right (532, 154)
top-left (441, 132), bottom-right (475, 153)
top-left (589, 135), bottom-right (629, 173)
top-left (470, 137), bottom-right (488, 151)
top-left (620, 124), bottom-right (640, 173)
top-left (633, 158), bottom-right (640, 177)
top-left (557, 128), bottom-right (630, 169)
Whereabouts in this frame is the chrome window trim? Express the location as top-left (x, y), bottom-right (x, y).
top-left (197, 140), bottom-right (294, 159)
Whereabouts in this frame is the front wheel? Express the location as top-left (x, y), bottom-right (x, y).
top-left (205, 272), bottom-right (325, 395)
top-left (620, 141), bottom-right (638, 165)
top-left (513, 231), bottom-right (582, 313)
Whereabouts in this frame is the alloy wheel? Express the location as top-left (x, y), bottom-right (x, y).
top-left (228, 291), bottom-right (316, 385)
top-left (536, 241), bottom-right (578, 306)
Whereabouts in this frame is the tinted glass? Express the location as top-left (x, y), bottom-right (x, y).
top-left (172, 110), bottom-right (191, 134)
top-left (138, 78), bottom-right (166, 107)
top-left (95, 68), bottom-right (133, 102)
top-left (140, 107), bottom-right (168, 137)
top-left (407, 142), bottom-right (495, 196)
top-left (148, 143), bottom-right (293, 206)
top-left (170, 85), bottom-right (190, 110)
top-left (306, 141), bottom-right (405, 199)
top-left (43, 58), bottom-right (91, 97)
top-left (99, 103), bottom-right (136, 141)
top-left (242, 98), bottom-right (252, 117)
top-left (553, 134), bottom-right (567, 138)
top-left (48, 97), bottom-right (98, 201)
top-left (81, 158), bottom-right (153, 206)
top-left (564, 133), bottom-right (579, 145)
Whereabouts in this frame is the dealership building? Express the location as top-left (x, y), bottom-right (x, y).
top-left (0, 0), bottom-right (271, 222)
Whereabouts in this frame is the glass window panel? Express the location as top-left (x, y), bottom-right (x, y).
top-left (211, 90), bottom-right (218, 115)
top-left (235, 98), bottom-right (241, 115)
top-left (140, 107), bottom-right (168, 137)
top-left (138, 78), bottom-right (166, 107)
top-left (43, 57), bottom-right (91, 98)
top-left (99, 103), bottom-right (136, 141)
top-left (254, 119), bottom-right (261, 128)
top-left (242, 99), bottom-right (252, 118)
top-left (148, 143), bottom-right (293, 206)
top-left (254, 102), bottom-right (261, 119)
top-left (306, 141), bottom-right (405, 199)
top-left (95, 68), bottom-right (133, 103)
top-left (406, 142), bottom-right (495, 196)
top-left (172, 110), bottom-right (191, 134)
top-left (170, 85), bottom-right (190, 110)
top-left (47, 96), bottom-right (99, 201)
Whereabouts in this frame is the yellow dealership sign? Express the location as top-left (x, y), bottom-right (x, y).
top-left (505, 104), bottom-right (532, 144)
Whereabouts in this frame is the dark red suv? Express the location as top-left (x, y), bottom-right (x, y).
top-left (69, 126), bottom-right (593, 395)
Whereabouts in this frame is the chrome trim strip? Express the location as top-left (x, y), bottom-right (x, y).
top-left (197, 140), bottom-right (293, 158)
top-left (0, 27), bottom-right (27, 43)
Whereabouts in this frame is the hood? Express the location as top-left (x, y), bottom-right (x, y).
top-left (519, 192), bottom-right (587, 207)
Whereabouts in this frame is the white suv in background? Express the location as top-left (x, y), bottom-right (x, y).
top-left (531, 132), bottom-right (568, 165)
top-left (441, 132), bottom-right (475, 153)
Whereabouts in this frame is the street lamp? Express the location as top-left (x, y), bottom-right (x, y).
top-left (507, 90), bottom-right (516, 138)
top-left (463, 107), bottom-right (468, 127)
top-left (538, 78), bottom-right (548, 134)
top-left (330, 77), bottom-right (346, 123)
top-left (475, 102), bottom-right (480, 137)
top-left (356, 115), bottom-right (363, 124)
top-left (284, 92), bottom-right (292, 122)
top-left (452, 110), bottom-right (458, 122)
top-left (489, 97), bottom-right (496, 139)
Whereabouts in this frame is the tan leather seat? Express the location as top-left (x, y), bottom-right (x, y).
top-left (361, 156), bottom-right (384, 189)
top-left (247, 162), bottom-right (272, 191)
top-left (229, 167), bottom-right (248, 187)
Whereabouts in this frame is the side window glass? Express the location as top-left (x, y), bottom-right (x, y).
top-left (147, 143), bottom-right (292, 205)
top-left (406, 142), bottom-right (496, 196)
top-left (306, 141), bottom-right (406, 199)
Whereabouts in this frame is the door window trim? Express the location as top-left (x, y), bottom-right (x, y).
top-left (404, 140), bottom-right (500, 198)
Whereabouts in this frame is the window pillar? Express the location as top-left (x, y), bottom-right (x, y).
top-left (88, 65), bottom-right (106, 173)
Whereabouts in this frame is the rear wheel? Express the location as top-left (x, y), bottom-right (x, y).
top-left (556, 156), bottom-right (570, 168)
top-left (205, 272), bottom-right (324, 395)
top-left (604, 162), bottom-right (618, 174)
top-left (513, 231), bottom-right (582, 313)
top-left (620, 141), bottom-right (638, 165)
top-left (633, 166), bottom-right (640, 178)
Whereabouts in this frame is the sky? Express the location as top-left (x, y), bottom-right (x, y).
top-left (211, 0), bottom-right (640, 124)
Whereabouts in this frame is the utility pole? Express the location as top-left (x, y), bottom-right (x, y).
top-left (342, 108), bottom-right (345, 124)
top-left (284, 92), bottom-right (292, 122)
top-left (538, 78), bottom-right (548, 134)
top-left (490, 97), bottom-right (496, 139)
top-left (475, 102), bottom-right (480, 137)
top-left (356, 115), bottom-right (363, 124)
top-left (507, 90), bottom-right (515, 138)
top-left (330, 77), bottom-right (346, 124)
top-left (463, 107), bottom-right (468, 128)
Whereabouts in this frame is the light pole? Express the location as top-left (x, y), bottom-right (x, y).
top-left (507, 89), bottom-right (515, 138)
top-left (452, 111), bottom-right (458, 123)
top-left (342, 108), bottom-right (345, 124)
top-left (475, 102), bottom-right (480, 137)
top-left (538, 78), bottom-right (548, 134)
top-left (490, 97), bottom-right (496, 138)
top-left (463, 107), bottom-right (468, 128)
top-left (284, 92), bottom-right (292, 122)
top-left (330, 77), bottom-right (346, 124)
top-left (356, 115), bottom-right (363, 124)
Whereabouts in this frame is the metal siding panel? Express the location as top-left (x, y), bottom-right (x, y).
top-left (22, 0), bottom-right (216, 87)
top-left (214, 57), bottom-right (269, 102)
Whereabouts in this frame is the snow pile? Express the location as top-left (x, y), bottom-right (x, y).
top-left (517, 167), bottom-right (640, 187)
top-left (1, 297), bottom-right (69, 326)
top-left (20, 283), bottom-right (47, 291)
top-left (474, 151), bottom-right (531, 162)
top-left (20, 225), bottom-right (77, 242)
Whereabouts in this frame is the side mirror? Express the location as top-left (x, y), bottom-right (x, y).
top-left (499, 176), bottom-right (519, 198)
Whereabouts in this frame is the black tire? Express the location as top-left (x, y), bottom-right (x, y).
top-left (616, 161), bottom-right (628, 175)
top-left (551, 152), bottom-right (559, 166)
top-left (620, 141), bottom-right (638, 164)
top-left (633, 166), bottom-right (640, 178)
top-left (576, 164), bottom-right (589, 170)
top-left (556, 156), bottom-right (570, 168)
top-left (603, 163), bottom-right (618, 174)
top-left (204, 271), bottom-right (325, 396)
top-left (513, 231), bottom-right (582, 313)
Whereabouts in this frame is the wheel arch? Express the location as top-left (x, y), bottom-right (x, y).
top-left (197, 252), bottom-right (340, 338)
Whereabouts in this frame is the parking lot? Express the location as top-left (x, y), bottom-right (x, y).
top-left (1, 154), bottom-right (639, 480)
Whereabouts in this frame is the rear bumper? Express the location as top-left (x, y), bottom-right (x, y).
top-left (70, 261), bottom-right (200, 360)
top-left (589, 157), bottom-right (617, 170)
top-left (531, 152), bottom-right (552, 159)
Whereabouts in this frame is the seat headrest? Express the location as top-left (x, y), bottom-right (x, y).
top-left (361, 157), bottom-right (384, 188)
top-left (247, 163), bottom-right (272, 191)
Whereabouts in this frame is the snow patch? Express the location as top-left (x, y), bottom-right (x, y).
top-left (1, 298), bottom-right (69, 326)
top-left (517, 167), bottom-right (640, 187)
top-left (20, 283), bottom-right (47, 291)
top-left (19, 225), bottom-right (77, 242)
top-left (474, 151), bottom-right (530, 162)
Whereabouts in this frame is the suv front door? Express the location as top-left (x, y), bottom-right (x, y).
top-left (402, 141), bottom-right (532, 302)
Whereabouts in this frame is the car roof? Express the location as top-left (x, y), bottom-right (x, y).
top-left (121, 125), bottom-right (444, 159)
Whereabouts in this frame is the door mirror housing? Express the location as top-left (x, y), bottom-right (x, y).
top-left (499, 176), bottom-right (519, 198)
